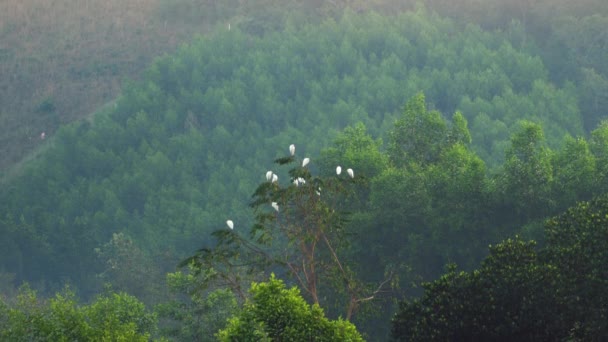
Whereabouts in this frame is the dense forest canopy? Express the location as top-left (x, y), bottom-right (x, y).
top-left (1, 0), bottom-right (607, 170)
top-left (1, 1), bottom-right (608, 340)
top-left (392, 194), bottom-right (608, 340)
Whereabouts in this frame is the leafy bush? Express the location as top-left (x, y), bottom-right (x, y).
top-left (217, 275), bottom-right (364, 341)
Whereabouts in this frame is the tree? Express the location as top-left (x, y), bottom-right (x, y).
top-left (388, 93), bottom-right (448, 167)
top-left (0, 286), bottom-right (159, 341)
top-left (544, 194), bottom-right (608, 338)
top-left (95, 232), bottom-right (164, 305)
top-left (363, 95), bottom-right (489, 283)
top-left (216, 274), bottom-right (363, 341)
top-left (391, 238), bottom-right (563, 341)
top-left (496, 120), bottom-right (554, 224)
top-left (392, 194), bottom-right (608, 341)
top-left (155, 268), bottom-right (238, 341)
top-left (590, 121), bottom-right (608, 194)
top-left (578, 68), bottom-right (608, 131)
top-left (320, 122), bottom-right (389, 180)
top-left (447, 111), bottom-right (472, 146)
top-left (182, 150), bottom-right (392, 320)
top-left (551, 135), bottom-right (596, 210)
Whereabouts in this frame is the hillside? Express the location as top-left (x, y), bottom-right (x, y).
top-left (1, 1), bottom-right (608, 340)
top-left (0, 0), bottom-right (228, 170)
top-left (2, 0), bottom-right (606, 172)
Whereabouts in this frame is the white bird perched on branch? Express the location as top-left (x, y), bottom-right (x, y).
top-left (289, 144), bottom-right (295, 156)
top-left (336, 166), bottom-right (342, 175)
top-left (271, 202), bottom-right (279, 212)
top-left (272, 174), bottom-right (278, 183)
top-left (302, 158), bottom-right (310, 167)
top-left (266, 171), bottom-right (273, 181)
top-left (226, 220), bottom-right (234, 230)
top-left (347, 168), bottom-right (354, 178)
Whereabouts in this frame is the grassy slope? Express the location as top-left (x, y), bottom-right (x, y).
top-left (0, 0), bottom-right (217, 171)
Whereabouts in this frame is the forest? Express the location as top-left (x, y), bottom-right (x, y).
top-left (1, 0), bottom-right (608, 340)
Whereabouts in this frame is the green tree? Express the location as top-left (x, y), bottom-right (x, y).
top-left (496, 121), bottom-right (554, 224)
top-left (95, 232), bottom-right (164, 305)
top-left (156, 269), bottom-right (238, 341)
top-left (578, 68), bottom-right (608, 131)
top-left (0, 286), bottom-right (159, 341)
top-left (320, 122), bottom-right (389, 180)
top-left (363, 94), bottom-right (489, 283)
top-left (388, 93), bottom-right (448, 167)
top-left (425, 142), bottom-right (490, 267)
top-left (544, 195), bottom-right (608, 338)
top-left (217, 274), bottom-right (364, 341)
top-left (183, 150), bottom-right (392, 320)
top-left (590, 121), bottom-right (608, 194)
top-left (447, 111), bottom-right (472, 145)
top-left (551, 135), bottom-right (596, 210)
top-left (391, 238), bottom-right (563, 341)
top-left (392, 194), bottom-right (608, 341)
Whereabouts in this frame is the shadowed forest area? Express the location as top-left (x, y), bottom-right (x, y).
top-left (1, 0), bottom-right (608, 340)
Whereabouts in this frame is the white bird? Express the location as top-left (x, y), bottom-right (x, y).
top-left (226, 220), bottom-right (234, 230)
top-left (272, 174), bottom-right (278, 183)
top-left (297, 177), bottom-right (306, 185)
top-left (271, 202), bottom-right (279, 212)
top-left (293, 179), bottom-right (299, 186)
top-left (347, 168), bottom-right (354, 178)
top-left (266, 171), bottom-right (273, 181)
top-left (302, 158), bottom-right (310, 167)
top-left (336, 166), bottom-right (342, 175)
top-left (289, 144), bottom-right (295, 156)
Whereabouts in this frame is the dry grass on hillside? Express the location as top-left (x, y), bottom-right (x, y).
top-left (0, 0), bottom-right (210, 170)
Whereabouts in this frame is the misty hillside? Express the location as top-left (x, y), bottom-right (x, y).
top-left (1, 1), bottom-right (608, 341)
top-left (0, 0), bottom-right (236, 170)
top-left (1, 0), bottom-right (607, 171)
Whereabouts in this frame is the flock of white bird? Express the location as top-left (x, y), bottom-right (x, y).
top-left (226, 144), bottom-right (354, 230)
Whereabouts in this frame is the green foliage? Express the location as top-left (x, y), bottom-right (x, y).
top-left (84, 291), bottom-right (159, 341)
top-left (392, 238), bottom-right (562, 341)
top-left (551, 136), bottom-right (596, 209)
top-left (217, 274), bottom-right (364, 341)
top-left (320, 122), bottom-right (389, 180)
top-left (0, 8), bottom-right (588, 292)
top-left (95, 233), bottom-right (165, 305)
top-left (183, 147), bottom-right (390, 321)
top-left (389, 93), bottom-right (449, 167)
top-left (448, 111), bottom-right (472, 145)
top-left (578, 68), bottom-right (608, 131)
top-left (393, 194), bottom-right (608, 341)
top-left (0, 286), bottom-right (158, 341)
top-left (544, 195), bottom-right (608, 338)
top-left (361, 95), bottom-right (490, 283)
top-left (590, 121), bottom-right (608, 193)
top-left (496, 121), bottom-right (554, 223)
top-left (3, 4), bottom-right (608, 340)
top-left (156, 269), bottom-right (238, 341)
